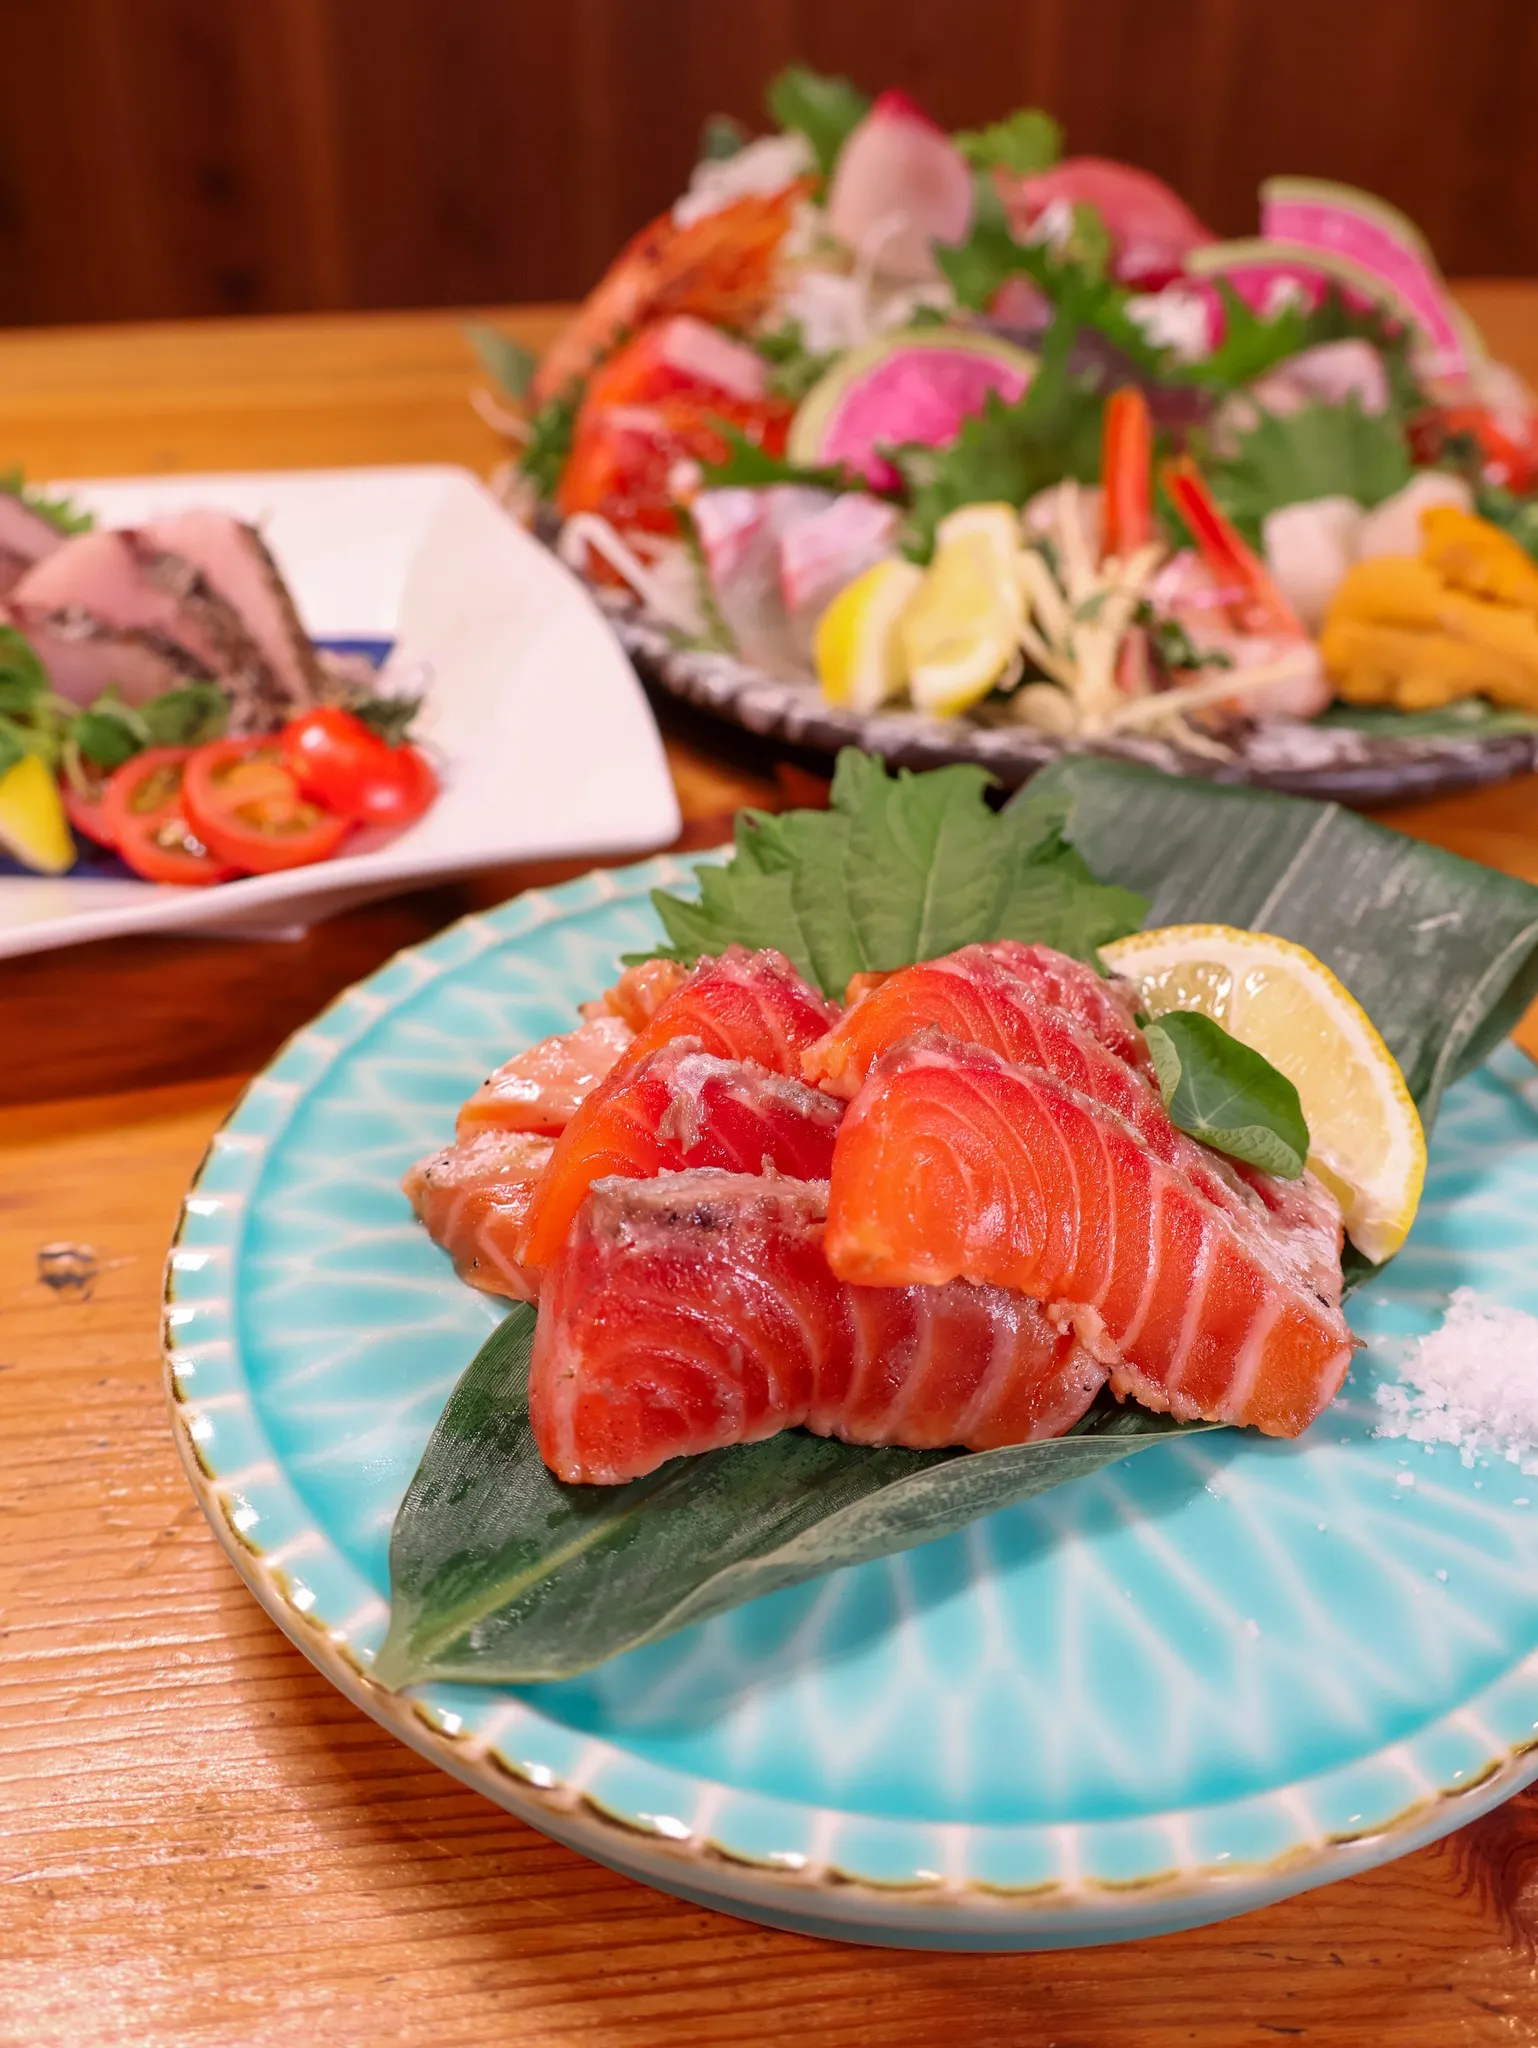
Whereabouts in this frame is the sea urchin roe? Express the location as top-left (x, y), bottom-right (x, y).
top-left (1375, 1287), bottom-right (1538, 1472)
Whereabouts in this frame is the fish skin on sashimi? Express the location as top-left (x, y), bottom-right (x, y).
top-left (803, 942), bottom-right (1344, 1306)
top-left (825, 1033), bottom-right (1354, 1439)
top-left (403, 1128), bottom-right (555, 1302)
top-left (457, 1013), bottom-right (634, 1138)
top-left (529, 1171), bottom-right (1107, 1484)
top-left (515, 1040), bottom-right (844, 1274)
top-left (616, 944), bottom-right (840, 1079)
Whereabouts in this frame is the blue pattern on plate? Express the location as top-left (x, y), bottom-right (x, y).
top-left (166, 857), bottom-right (1538, 1945)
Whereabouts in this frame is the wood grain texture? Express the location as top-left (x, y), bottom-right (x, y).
top-left (4, 304), bottom-right (1538, 2045)
top-left (3, 0), bottom-right (1538, 326)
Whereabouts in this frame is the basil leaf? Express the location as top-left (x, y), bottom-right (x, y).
top-left (765, 64), bottom-right (869, 179)
top-left (377, 1304), bottom-right (1210, 1688)
top-left (954, 108), bottom-right (1061, 176)
top-left (1146, 1011), bottom-right (1309, 1178)
top-left (464, 322), bottom-right (537, 403)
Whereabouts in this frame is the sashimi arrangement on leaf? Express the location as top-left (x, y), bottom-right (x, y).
top-left (475, 68), bottom-right (1538, 799)
top-left (383, 749), bottom-right (1538, 1686)
top-left (0, 478), bottom-right (437, 882)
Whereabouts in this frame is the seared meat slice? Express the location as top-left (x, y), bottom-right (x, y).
top-left (140, 510), bottom-right (324, 717)
top-left (6, 605), bottom-right (209, 705)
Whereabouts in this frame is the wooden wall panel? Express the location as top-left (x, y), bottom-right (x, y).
top-left (0, 0), bottom-right (1534, 330)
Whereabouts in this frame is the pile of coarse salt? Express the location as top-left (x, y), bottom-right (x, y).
top-left (1376, 1287), bottom-right (1538, 1474)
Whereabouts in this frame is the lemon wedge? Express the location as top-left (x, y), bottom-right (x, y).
top-left (1100, 922), bottom-right (1426, 1263)
top-left (814, 558), bottom-right (923, 711)
top-left (902, 506), bottom-right (1025, 717)
top-left (0, 752), bottom-right (75, 875)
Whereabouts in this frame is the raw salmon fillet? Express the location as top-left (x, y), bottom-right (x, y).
top-left (579, 956), bottom-right (688, 1030)
top-left (457, 1013), bottom-right (633, 1137)
top-left (804, 942), bottom-right (1344, 1305)
top-left (825, 1033), bottom-right (1354, 1438)
top-left (516, 1040), bottom-right (844, 1273)
top-left (530, 1171), bottom-right (1107, 1483)
top-left (403, 1129), bottom-right (555, 1302)
top-left (615, 945), bottom-right (840, 1077)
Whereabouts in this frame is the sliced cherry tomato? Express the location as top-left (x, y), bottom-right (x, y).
top-left (182, 736), bottom-right (350, 873)
top-left (62, 769), bottom-right (117, 849)
top-left (281, 708), bottom-right (438, 830)
top-left (100, 746), bottom-right (241, 887)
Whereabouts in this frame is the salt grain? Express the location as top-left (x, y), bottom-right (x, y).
top-left (1376, 1288), bottom-right (1538, 1475)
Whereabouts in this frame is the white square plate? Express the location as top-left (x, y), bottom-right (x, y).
top-left (0, 465), bottom-right (681, 958)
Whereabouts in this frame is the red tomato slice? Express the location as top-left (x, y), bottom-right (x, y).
top-left (183, 736), bottom-right (351, 873)
top-left (63, 771), bottom-right (117, 849)
top-left (100, 746), bottom-right (242, 887)
top-left (281, 709), bottom-right (438, 830)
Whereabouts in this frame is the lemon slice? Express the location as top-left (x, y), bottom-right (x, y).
top-left (814, 558), bottom-right (923, 711)
top-left (0, 753), bottom-right (75, 875)
top-left (1100, 922), bottom-right (1426, 1263)
top-left (902, 508), bottom-right (1024, 717)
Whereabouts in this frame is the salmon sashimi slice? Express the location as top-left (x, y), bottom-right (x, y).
top-left (515, 1040), bottom-right (844, 1274)
top-left (825, 1033), bottom-right (1353, 1438)
top-left (976, 942), bottom-right (1151, 1072)
top-left (403, 1129), bottom-right (555, 1302)
top-left (803, 943), bottom-right (1344, 1305)
top-left (457, 1013), bottom-right (633, 1138)
top-left (615, 944), bottom-right (840, 1077)
top-left (578, 956), bottom-right (688, 1030)
top-left (530, 1171), bottom-right (1107, 1483)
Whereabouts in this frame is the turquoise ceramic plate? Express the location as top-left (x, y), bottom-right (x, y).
top-left (165, 858), bottom-right (1538, 1949)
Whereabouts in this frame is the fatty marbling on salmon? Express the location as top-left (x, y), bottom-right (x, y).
top-left (613, 944), bottom-right (840, 1076)
top-left (824, 1032), bottom-right (1354, 1438)
top-left (403, 1128), bottom-right (554, 1302)
top-left (529, 1171), bottom-right (1107, 1485)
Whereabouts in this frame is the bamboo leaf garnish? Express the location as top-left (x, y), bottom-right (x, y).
top-left (376, 1304), bottom-right (1210, 1690)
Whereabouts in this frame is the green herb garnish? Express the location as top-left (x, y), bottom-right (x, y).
top-left (765, 64), bottom-right (869, 178)
top-left (752, 321), bottom-right (839, 402)
top-left (954, 107), bottom-right (1062, 176)
top-left (636, 750), bottom-right (1146, 996)
top-left (699, 113), bottom-right (749, 162)
top-left (464, 322), bottom-right (538, 404)
top-left (519, 388), bottom-right (580, 499)
top-left (1144, 1009), bottom-right (1310, 1178)
top-left (698, 422), bottom-right (861, 494)
top-left (1206, 396), bottom-right (1413, 547)
top-left (0, 468), bottom-right (94, 537)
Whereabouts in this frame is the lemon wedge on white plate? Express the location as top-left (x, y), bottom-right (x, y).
top-left (902, 503), bottom-right (1024, 717)
top-left (1101, 922), bottom-right (1426, 1263)
top-left (814, 558), bottom-right (923, 712)
top-left (0, 753), bottom-right (75, 875)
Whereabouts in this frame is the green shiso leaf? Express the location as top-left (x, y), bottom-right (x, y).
top-left (1180, 280), bottom-right (1312, 390)
top-left (1207, 395), bottom-right (1414, 546)
top-left (519, 389), bottom-right (580, 499)
top-left (751, 320), bottom-right (840, 402)
top-left (1145, 1010), bottom-right (1310, 1179)
top-left (765, 64), bottom-right (869, 179)
top-left (464, 322), bottom-right (538, 403)
top-left (697, 422), bottom-right (860, 494)
top-left (637, 749), bottom-right (1148, 994)
top-left (954, 107), bottom-right (1062, 176)
top-left (376, 1303), bottom-right (1208, 1688)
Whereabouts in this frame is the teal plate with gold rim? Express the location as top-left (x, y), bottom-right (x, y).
top-left (164, 856), bottom-right (1538, 1948)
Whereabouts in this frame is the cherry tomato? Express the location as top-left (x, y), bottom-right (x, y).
top-left (182, 736), bottom-right (350, 873)
top-left (100, 746), bottom-right (241, 887)
top-left (281, 708), bottom-right (438, 829)
top-left (62, 770), bottom-right (117, 849)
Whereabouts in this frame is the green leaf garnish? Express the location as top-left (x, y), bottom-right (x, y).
top-left (0, 623), bottom-right (51, 718)
top-left (1144, 1010), bottom-right (1310, 1179)
top-left (639, 748), bottom-right (1147, 994)
top-left (139, 680), bottom-right (228, 749)
top-left (751, 320), bottom-right (839, 402)
top-left (765, 64), bottom-right (869, 178)
top-left (1206, 396), bottom-right (1414, 547)
top-left (464, 322), bottom-right (538, 403)
top-left (698, 422), bottom-right (861, 493)
top-left (349, 693), bottom-right (424, 746)
top-left (954, 107), bottom-right (1062, 175)
top-left (0, 468), bottom-right (94, 536)
top-left (518, 388), bottom-right (580, 499)
top-left (699, 112), bottom-right (749, 162)
top-left (1179, 280), bottom-right (1312, 390)
top-left (376, 1302), bottom-right (1209, 1687)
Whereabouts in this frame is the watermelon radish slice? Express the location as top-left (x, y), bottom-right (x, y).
top-left (788, 328), bottom-right (1037, 490)
top-left (1260, 178), bottom-right (1484, 384)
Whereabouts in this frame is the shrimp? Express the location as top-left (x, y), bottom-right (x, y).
top-left (530, 185), bottom-right (809, 407)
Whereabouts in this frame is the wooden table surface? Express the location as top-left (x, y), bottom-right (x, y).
top-left (5, 296), bottom-right (1538, 2048)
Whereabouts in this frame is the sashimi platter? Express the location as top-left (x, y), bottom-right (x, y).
top-left (475, 67), bottom-right (1538, 802)
top-left (170, 745), bottom-right (1538, 1946)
